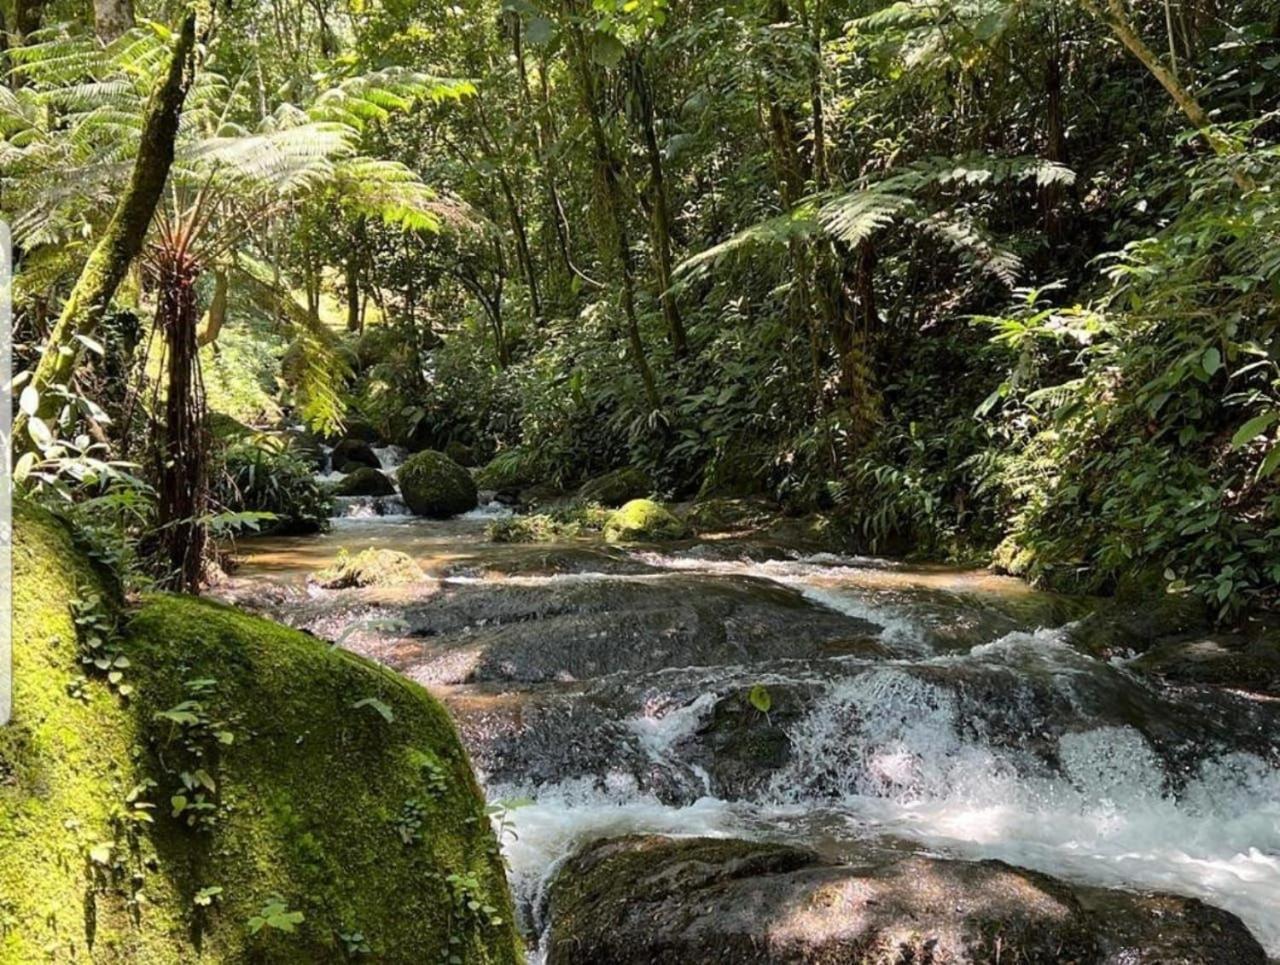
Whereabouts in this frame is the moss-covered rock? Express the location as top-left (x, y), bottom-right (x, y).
top-left (602, 499), bottom-right (688, 543)
top-left (333, 466), bottom-right (396, 497)
top-left (1, 503), bottom-right (519, 964)
top-left (330, 438), bottom-right (380, 471)
top-left (577, 468), bottom-right (651, 508)
top-left (313, 548), bottom-right (427, 589)
top-left (400, 450), bottom-right (478, 518)
top-left (444, 440), bottom-right (477, 468)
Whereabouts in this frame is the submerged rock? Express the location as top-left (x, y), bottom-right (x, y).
top-left (2, 502), bottom-right (519, 964)
top-left (603, 499), bottom-right (688, 543)
top-left (400, 450), bottom-right (479, 518)
top-left (313, 547), bottom-right (427, 588)
top-left (545, 835), bottom-right (1265, 965)
top-left (333, 465), bottom-right (396, 497)
top-left (578, 467), bottom-right (651, 508)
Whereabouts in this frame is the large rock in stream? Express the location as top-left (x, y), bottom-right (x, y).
top-left (399, 449), bottom-right (479, 518)
top-left (394, 574), bottom-right (882, 684)
top-left (1, 502), bottom-right (519, 964)
top-left (544, 835), bottom-right (1266, 965)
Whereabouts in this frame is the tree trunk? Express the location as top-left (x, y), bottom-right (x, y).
top-left (14, 12), bottom-right (195, 455)
top-left (196, 267), bottom-right (228, 346)
top-left (567, 19), bottom-right (660, 410)
top-left (93, 0), bottom-right (134, 43)
top-left (1080, 0), bottom-right (1253, 191)
top-left (632, 55), bottom-right (688, 358)
top-left (153, 249), bottom-right (207, 593)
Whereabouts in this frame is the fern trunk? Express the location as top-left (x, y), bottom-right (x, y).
top-left (14, 12), bottom-right (195, 455)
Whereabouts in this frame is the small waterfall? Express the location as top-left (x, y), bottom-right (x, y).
top-left (317, 443), bottom-right (413, 519)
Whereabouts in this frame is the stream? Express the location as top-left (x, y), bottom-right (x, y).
top-left (215, 469), bottom-right (1280, 960)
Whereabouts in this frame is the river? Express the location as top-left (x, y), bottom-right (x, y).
top-left (217, 497), bottom-right (1280, 960)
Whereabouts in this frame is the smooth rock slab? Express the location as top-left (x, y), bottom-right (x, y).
top-left (545, 836), bottom-right (1265, 965)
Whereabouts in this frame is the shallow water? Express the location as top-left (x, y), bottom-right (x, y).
top-left (226, 512), bottom-right (1280, 958)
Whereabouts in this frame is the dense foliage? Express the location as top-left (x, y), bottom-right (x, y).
top-left (4, 0), bottom-right (1278, 615)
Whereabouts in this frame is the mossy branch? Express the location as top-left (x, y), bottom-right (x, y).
top-left (14, 12), bottom-right (196, 455)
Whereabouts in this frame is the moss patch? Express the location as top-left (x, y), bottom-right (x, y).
top-left (602, 499), bottom-right (688, 543)
top-left (313, 548), bottom-right (427, 589)
top-left (400, 451), bottom-right (478, 518)
top-left (1, 502), bottom-right (519, 964)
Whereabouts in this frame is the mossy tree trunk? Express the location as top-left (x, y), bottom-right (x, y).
top-left (92, 0), bottom-right (134, 42)
top-left (13, 12), bottom-right (196, 455)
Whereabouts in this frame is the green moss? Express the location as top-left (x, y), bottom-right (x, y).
top-left (313, 548), bottom-right (426, 588)
top-left (1, 502), bottom-right (520, 964)
top-left (576, 468), bottom-right (651, 508)
top-left (400, 451), bottom-right (478, 518)
top-left (602, 499), bottom-right (689, 543)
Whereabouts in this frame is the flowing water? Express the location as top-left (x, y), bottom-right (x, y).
top-left (220, 508), bottom-right (1280, 959)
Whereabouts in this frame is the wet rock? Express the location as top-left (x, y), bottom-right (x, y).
top-left (312, 548), bottom-right (427, 589)
top-left (578, 467), bottom-right (652, 508)
top-left (684, 497), bottom-right (776, 534)
top-left (395, 575), bottom-right (879, 684)
top-left (333, 466), bottom-right (396, 497)
top-left (679, 683), bottom-right (822, 798)
top-left (545, 836), bottom-right (1266, 965)
top-left (1128, 633), bottom-right (1280, 696)
top-left (1066, 596), bottom-right (1209, 660)
top-left (1076, 887), bottom-right (1266, 964)
top-left (545, 836), bottom-right (1099, 964)
top-left (331, 437), bottom-right (381, 470)
top-left (603, 499), bottom-right (688, 543)
top-left (400, 450), bottom-right (478, 518)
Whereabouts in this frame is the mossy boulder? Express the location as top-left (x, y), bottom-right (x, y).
top-left (331, 438), bottom-right (380, 471)
top-left (313, 548), bottom-right (427, 589)
top-left (399, 450), bottom-right (478, 518)
top-left (444, 440), bottom-right (477, 468)
top-left (602, 499), bottom-right (688, 543)
top-left (333, 466), bottom-right (396, 497)
top-left (1, 502), bottom-right (519, 964)
top-left (577, 467), bottom-right (651, 508)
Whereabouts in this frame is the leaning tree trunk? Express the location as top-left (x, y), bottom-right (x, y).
top-left (153, 248), bottom-right (208, 593)
top-left (13, 12), bottom-right (195, 455)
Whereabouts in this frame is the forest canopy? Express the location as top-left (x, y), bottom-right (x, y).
top-left (4, 0), bottom-right (1278, 616)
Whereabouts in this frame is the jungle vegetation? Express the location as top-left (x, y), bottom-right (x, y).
top-left (3, 0), bottom-right (1278, 618)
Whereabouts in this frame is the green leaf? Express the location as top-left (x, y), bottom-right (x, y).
top-left (1230, 411), bottom-right (1277, 449)
top-left (1201, 346), bottom-right (1221, 375)
top-left (526, 16), bottom-right (554, 43)
top-left (352, 697), bottom-right (395, 722)
top-left (590, 31), bottom-right (625, 67)
top-left (18, 384), bottom-right (39, 416)
top-left (1258, 444), bottom-right (1280, 480)
top-left (89, 842), bottom-right (114, 865)
top-left (747, 684), bottom-right (772, 714)
top-left (27, 416), bottom-right (53, 449)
